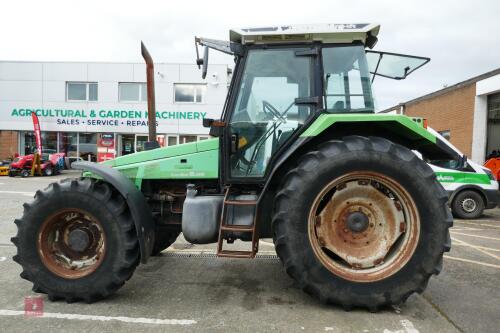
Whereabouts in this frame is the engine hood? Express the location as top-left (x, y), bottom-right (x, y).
top-left (96, 138), bottom-right (220, 184)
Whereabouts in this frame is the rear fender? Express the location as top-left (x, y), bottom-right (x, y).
top-left (299, 114), bottom-right (460, 160)
top-left (72, 161), bottom-right (154, 264)
top-left (258, 115), bottom-right (461, 236)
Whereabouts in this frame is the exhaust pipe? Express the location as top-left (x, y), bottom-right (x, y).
top-left (141, 41), bottom-right (160, 150)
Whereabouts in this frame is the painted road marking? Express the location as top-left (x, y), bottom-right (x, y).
top-left (383, 319), bottom-right (419, 333)
top-left (0, 190), bottom-right (34, 197)
top-left (451, 228), bottom-right (483, 232)
top-left (0, 257), bottom-right (6, 262)
top-left (449, 232), bottom-right (500, 241)
top-left (165, 248), bottom-right (277, 255)
top-left (451, 237), bottom-right (500, 261)
top-left (0, 309), bottom-right (196, 326)
top-left (452, 243), bottom-right (500, 252)
top-left (444, 255), bottom-right (500, 269)
top-left (455, 221), bottom-right (500, 229)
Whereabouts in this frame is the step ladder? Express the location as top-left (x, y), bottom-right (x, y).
top-left (217, 186), bottom-right (259, 258)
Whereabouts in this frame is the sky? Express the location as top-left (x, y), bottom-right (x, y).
top-left (1, 0), bottom-right (499, 110)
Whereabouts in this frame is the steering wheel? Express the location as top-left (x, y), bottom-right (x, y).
top-left (262, 100), bottom-right (286, 122)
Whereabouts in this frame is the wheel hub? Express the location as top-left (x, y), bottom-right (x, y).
top-left (68, 228), bottom-right (91, 252)
top-left (461, 198), bottom-right (477, 213)
top-left (345, 211), bottom-right (369, 233)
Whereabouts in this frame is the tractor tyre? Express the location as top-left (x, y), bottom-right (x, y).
top-left (451, 190), bottom-right (484, 219)
top-left (151, 225), bottom-right (180, 256)
top-left (272, 136), bottom-right (452, 310)
top-left (11, 178), bottom-right (140, 303)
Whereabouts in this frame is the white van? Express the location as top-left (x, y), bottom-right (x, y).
top-left (426, 128), bottom-right (499, 219)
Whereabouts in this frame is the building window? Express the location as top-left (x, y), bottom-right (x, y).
top-left (174, 84), bottom-right (206, 103)
top-left (488, 92), bottom-right (500, 121)
top-left (179, 135), bottom-right (197, 144)
top-left (21, 131), bottom-right (58, 155)
top-left (58, 132), bottom-right (78, 157)
top-left (22, 132), bottom-right (36, 155)
top-left (119, 83), bottom-right (147, 102)
top-left (167, 135), bottom-right (178, 146)
top-left (135, 135), bottom-right (148, 152)
top-left (79, 133), bottom-right (97, 162)
top-left (166, 135), bottom-right (208, 146)
top-left (67, 82), bottom-right (98, 101)
top-left (438, 130), bottom-right (451, 140)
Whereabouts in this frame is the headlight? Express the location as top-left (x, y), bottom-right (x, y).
top-left (484, 168), bottom-right (496, 181)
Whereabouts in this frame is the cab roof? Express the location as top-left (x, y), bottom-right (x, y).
top-left (230, 23), bottom-right (380, 45)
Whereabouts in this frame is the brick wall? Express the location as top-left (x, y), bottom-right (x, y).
top-left (0, 131), bottom-right (19, 159)
top-left (404, 83), bottom-right (476, 157)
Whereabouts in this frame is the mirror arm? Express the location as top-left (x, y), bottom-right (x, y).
top-left (371, 53), bottom-right (383, 83)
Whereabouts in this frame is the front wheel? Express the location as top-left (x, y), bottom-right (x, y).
top-left (451, 190), bottom-right (485, 219)
top-left (11, 178), bottom-right (140, 303)
top-left (151, 225), bottom-right (180, 256)
top-left (272, 136), bottom-right (452, 310)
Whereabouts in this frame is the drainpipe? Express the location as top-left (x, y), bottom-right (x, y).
top-left (141, 41), bottom-right (160, 150)
top-left (399, 103), bottom-right (406, 115)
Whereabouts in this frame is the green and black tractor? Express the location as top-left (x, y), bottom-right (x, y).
top-left (12, 23), bottom-right (456, 310)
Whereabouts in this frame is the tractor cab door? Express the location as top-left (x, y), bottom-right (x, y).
top-left (223, 47), bottom-right (317, 181)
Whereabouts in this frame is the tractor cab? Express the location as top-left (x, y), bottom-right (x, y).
top-left (196, 24), bottom-right (430, 180)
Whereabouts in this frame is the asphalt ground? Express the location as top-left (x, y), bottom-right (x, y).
top-left (0, 171), bottom-right (499, 332)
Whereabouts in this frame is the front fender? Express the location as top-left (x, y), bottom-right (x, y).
top-left (72, 161), bottom-right (154, 264)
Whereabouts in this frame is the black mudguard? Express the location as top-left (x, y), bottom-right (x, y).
top-left (72, 162), bottom-right (154, 264)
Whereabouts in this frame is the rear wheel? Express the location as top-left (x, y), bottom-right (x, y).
top-left (451, 190), bottom-right (484, 219)
top-left (21, 170), bottom-right (30, 177)
top-left (11, 178), bottom-right (140, 303)
top-left (43, 165), bottom-right (53, 176)
top-left (272, 136), bottom-right (452, 310)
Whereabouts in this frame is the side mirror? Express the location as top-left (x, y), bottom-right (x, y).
top-left (201, 46), bottom-right (209, 79)
top-left (202, 118), bottom-right (214, 128)
top-left (202, 118), bottom-right (225, 137)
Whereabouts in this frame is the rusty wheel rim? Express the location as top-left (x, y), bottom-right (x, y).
top-left (308, 171), bottom-right (420, 282)
top-left (37, 208), bottom-right (106, 279)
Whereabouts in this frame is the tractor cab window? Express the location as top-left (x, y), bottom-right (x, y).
top-left (365, 51), bottom-right (429, 81)
top-left (322, 45), bottom-right (374, 113)
top-left (229, 48), bottom-right (313, 178)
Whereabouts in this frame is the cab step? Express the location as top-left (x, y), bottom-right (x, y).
top-left (218, 250), bottom-right (255, 259)
top-left (216, 186), bottom-right (260, 258)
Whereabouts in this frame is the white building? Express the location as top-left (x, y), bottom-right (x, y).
top-left (0, 61), bottom-right (230, 161)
